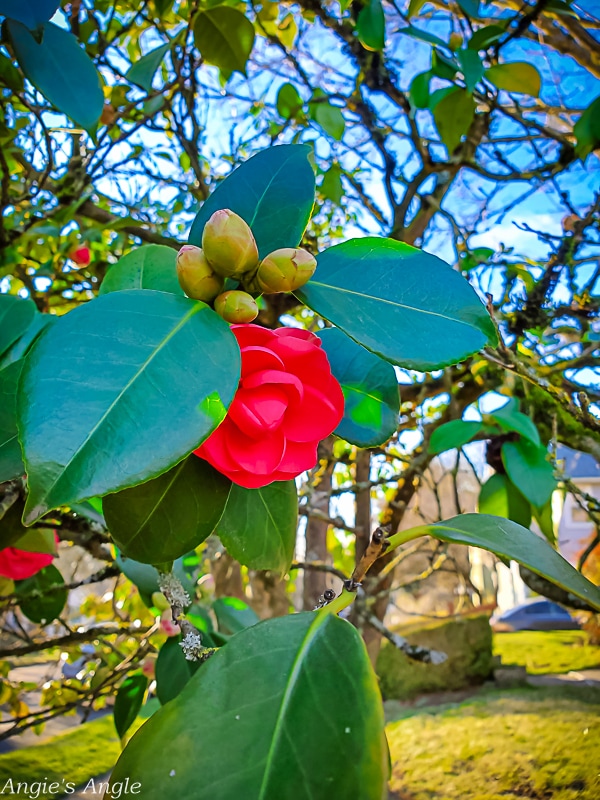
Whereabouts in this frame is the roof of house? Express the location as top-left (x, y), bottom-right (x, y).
top-left (556, 445), bottom-right (600, 480)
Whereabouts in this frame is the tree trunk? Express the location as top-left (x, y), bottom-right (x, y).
top-left (302, 436), bottom-right (335, 610)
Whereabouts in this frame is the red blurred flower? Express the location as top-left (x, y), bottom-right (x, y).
top-left (70, 246), bottom-right (91, 267)
top-left (0, 547), bottom-right (54, 581)
top-left (195, 325), bottom-right (344, 488)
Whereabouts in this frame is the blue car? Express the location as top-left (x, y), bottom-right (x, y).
top-left (491, 599), bottom-right (580, 632)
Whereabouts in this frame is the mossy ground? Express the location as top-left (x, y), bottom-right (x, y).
top-left (387, 685), bottom-right (600, 800)
top-left (493, 630), bottom-right (600, 675)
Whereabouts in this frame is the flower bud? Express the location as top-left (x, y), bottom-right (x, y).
top-left (214, 290), bottom-right (259, 323)
top-left (151, 591), bottom-right (171, 611)
top-left (70, 246), bottom-right (91, 267)
top-left (254, 248), bottom-right (316, 293)
top-left (202, 210), bottom-right (259, 278)
top-left (160, 609), bottom-right (180, 637)
top-left (448, 32), bottom-right (463, 51)
top-left (176, 245), bottom-right (224, 302)
top-left (142, 656), bottom-right (156, 680)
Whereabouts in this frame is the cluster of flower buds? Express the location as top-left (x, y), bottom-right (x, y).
top-left (176, 208), bottom-right (317, 324)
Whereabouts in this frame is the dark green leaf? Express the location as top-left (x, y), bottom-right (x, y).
top-left (276, 82), bottom-right (303, 119)
top-left (104, 456), bottom-right (231, 565)
top-left (457, 0), bottom-right (480, 17)
top-left (409, 70), bottom-right (431, 109)
top-left (478, 473), bottom-right (531, 528)
top-left (398, 513), bottom-right (600, 611)
top-left (486, 62), bottom-right (541, 96)
top-left (108, 613), bottom-right (389, 799)
top-left (0, 0), bottom-right (59, 29)
top-left (0, 51), bottom-right (23, 91)
top-left (217, 481), bottom-right (297, 573)
top-left (0, 294), bottom-right (37, 360)
top-left (15, 564), bottom-right (66, 624)
top-left (126, 43), bottom-right (170, 92)
top-left (313, 101), bottom-right (345, 140)
top-left (9, 527), bottom-right (56, 555)
top-left (115, 552), bottom-right (196, 604)
top-left (7, 20), bottom-right (103, 133)
top-left (321, 163), bottom-right (344, 204)
top-left (212, 596), bottom-right (260, 635)
top-left (459, 246), bottom-right (494, 272)
top-left (357, 0), bottom-right (385, 51)
top-left (0, 313), bottom-right (54, 370)
top-left (0, 359), bottom-right (25, 482)
top-left (401, 24), bottom-right (447, 49)
top-left (574, 95), bottom-right (600, 161)
top-left (432, 86), bottom-right (475, 152)
top-left (533, 499), bottom-right (556, 545)
top-left (407, 0), bottom-right (428, 17)
top-left (457, 48), bottom-right (484, 92)
top-left (318, 328), bottom-right (399, 447)
top-left (193, 6), bottom-right (255, 76)
top-left (114, 674), bottom-right (148, 739)
top-left (297, 238), bottom-right (497, 371)
top-left (189, 145), bottom-right (315, 259)
top-left (155, 637), bottom-right (200, 705)
top-left (99, 245), bottom-right (182, 296)
top-left (467, 24), bottom-right (505, 50)
top-left (18, 290), bottom-right (241, 524)
top-left (502, 440), bottom-right (556, 509)
top-left (429, 419), bottom-right (482, 455)
top-left (431, 50), bottom-right (457, 80)
top-left (489, 399), bottom-right (540, 446)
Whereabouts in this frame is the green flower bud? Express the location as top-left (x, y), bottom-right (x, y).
top-left (214, 290), bottom-right (259, 323)
top-left (254, 248), bottom-right (317, 293)
top-left (202, 209), bottom-right (259, 278)
top-left (176, 245), bottom-right (224, 302)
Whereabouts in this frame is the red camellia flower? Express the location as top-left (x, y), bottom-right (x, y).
top-left (0, 547), bottom-right (54, 581)
top-left (195, 325), bottom-right (344, 488)
top-left (70, 246), bottom-right (91, 267)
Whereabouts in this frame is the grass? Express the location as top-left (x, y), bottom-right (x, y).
top-left (387, 685), bottom-right (600, 800)
top-left (494, 630), bottom-right (600, 675)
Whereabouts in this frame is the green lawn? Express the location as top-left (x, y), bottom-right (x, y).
top-left (387, 686), bottom-right (600, 800)
top-left (494, 630), bottom-right (600, 674)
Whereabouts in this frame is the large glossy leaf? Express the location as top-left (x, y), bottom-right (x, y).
top-left (428, 419), bottom-right (482, 455)
top-left (217, 481), bottom-right (297, 574)
top-left (18, 290), bottom-right (241, 525)
top-left (357, 0), bottom-right (385, 51)
top-left (7, 20), bottom-right (103, 133)
top-left (489, 398), bottom-right (540, 445)
top-left (0, 496), bottom-right (56, 550)
top-left (318, 328), bottom-right (399, 447)
top-left (501, 439), bottom-right (556, 509)
top-left (0, 359), bottom-right (25, 482)
top-left (99, 245), bottom-right (182, 296)
top-left (478, 473), bottom-right (531, 528)
top-left (126, 43), bottom-right (170, 92)
top-left (114, 674), bottom-right (148, 739)
top-left (188, 145), bottom-right (315, 259)
top-left (108, 613), bottom-right (389, 799)
top-left (0, 313), bottom-right (54, 370)
top-left (297, 238), bottom-right (497, 371)
top-left (155, 636), bottom-right (200, 705)
top-left (0, 294), bottom-right (37, 360)
top-left (193, 6), bottom-right (255, 76)
top-left (15, 564), bottom-right (66, 624)
top-left (104, 456), bottom-right (230, 565)
top-left (0, 0), bottom-right (60, 29)
top-left (391, 513), bottom-right (600, 610)
top-left (213, 596), bottom-right (260, 635)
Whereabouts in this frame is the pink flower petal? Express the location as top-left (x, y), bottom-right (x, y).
top-left (0, 547), bottom-right (54, 580)
top-left (278, 439), bottom-right (319, 474)
top-left (240, 346), bottom-right (285, 379)
top-left (225, 426), bottom-right (285, 474)
top-left (229, 386), bottom-right (288, 438)
top-left (243, 369), bottom-right (304, 402)
top-left (232, 324), bottom-right (274, 349)
top-left (283, 382), bottom-right (344, 442)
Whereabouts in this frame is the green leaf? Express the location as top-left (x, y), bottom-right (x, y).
top-left (429, 420), bottom-right (482, 455)
top-left (321, 163), bottom-right (344, 204)
top-left (193, 6), bottom-right (255, 76)
top-left (10, 527), bottom-right (57, 555)
top-left (409, 70), bottom-right (431, 109)
top-left (0, 313), bottom-right (54, 370)
top-left (574, 95), bottom-right (600, 160)
top-left (114, 674), bottom-right (148, 739)
top-left (18, 290), bottom-right (241, 525)
top-left (489, 399), bottom-right (540, 446)
top-left (318, 328), bottom-right (399, 447)
top-left (457, 0), bottom-right (480, 17)
top-left (0, 0), bottom-right (60, 29)
top-left (188, 145), bottom-right (315, 259)
top-left (407, 0), bottom-right (428, 17)
top-left (502, 439), bottom-right (556, 510)
top-left (126, 43), bottom-right (170, 92)
top-left (104, 456), bottom-right (231, 565)
top-left (297, 238), bottom-right (497, 371)
top-left (459, 246), bottom-right (494, 272)
top-left (217, 481), bottom-right (298, 573)
top-left (533, 498), bottom-right (556, 545)
top-left (432, 86), bottom-right (475, 152)
top-left (7, 20), bottom-right (103, 134)
top-left (478, 473), bottom-right (531, 528)
top-left (397, 513), bottom-right (600, 611)
top-left (155, 637), bottom-right (200, 705)
top-left (431, 50), bottom-right (457, 80)
top-left (457, 48), bottom-right (484, 92)
top-left (212, 596), bottom-right (260, 635)
top-left (0, 359), bottom-right (25, 482)
top-left (276, 82), bottom-right (303, 119)
top-left (486, 62), bottom-right (542, 97)
top-left (108, 613), bottom-right (389, 799)
top-left (400, 24), bottom-right (447, 49)
top-left (0, 294), bottom-right (37, 360)
top-left (15, 564), bottom-right (66, 624)
top-left (312, 100), bottom-right (345, 140)
top-left (467, 24), bottom-right (505, 51)
top-left (115, 552), bottom-right (195, 605)
top-left (357, 0), bottom-right (385, 51)
top-left (99, 245), bottom-right (182, 296)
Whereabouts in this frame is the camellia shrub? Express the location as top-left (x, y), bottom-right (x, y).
top-left (2, 145), bottom-right (600, 799)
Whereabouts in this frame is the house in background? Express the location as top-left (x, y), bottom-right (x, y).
top-left (555, 445), bottom-right (600, 570)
